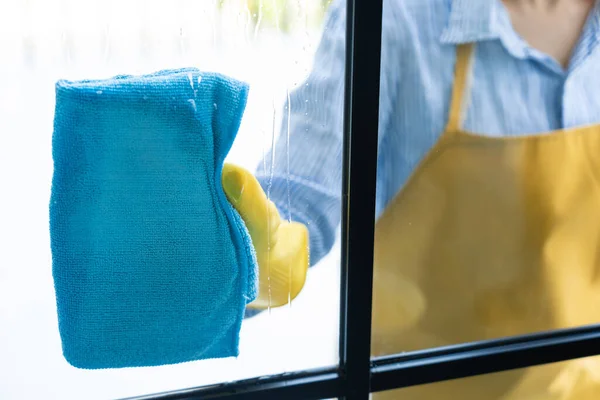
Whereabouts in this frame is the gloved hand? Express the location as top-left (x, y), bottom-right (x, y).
top-left (222, 163), bottom-right (309, 309)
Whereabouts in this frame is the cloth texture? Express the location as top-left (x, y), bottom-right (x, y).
top-left (50, 68), bottom-right (257, 369)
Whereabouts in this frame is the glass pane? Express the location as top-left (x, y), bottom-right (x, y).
top-left (375, 355), bottom-right (600, 400)
top-left (371, 0), bottom-right (600, 357)
top-left (0, 0), bottom-right (343, 398)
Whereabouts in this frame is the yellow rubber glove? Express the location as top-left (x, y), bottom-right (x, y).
top-left (222, 163), bottom-right (309, 310)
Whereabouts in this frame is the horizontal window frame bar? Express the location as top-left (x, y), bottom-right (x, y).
top-left (371, 324), bottom-right (600, 393)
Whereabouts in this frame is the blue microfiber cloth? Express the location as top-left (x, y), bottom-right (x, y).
top-left (50, 68), bottom-right (258, 369)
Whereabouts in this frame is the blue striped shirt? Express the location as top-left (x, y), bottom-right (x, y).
top-left (256, 0), bottom-right (600, 266)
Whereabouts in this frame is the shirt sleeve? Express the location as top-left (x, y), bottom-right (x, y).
top-left (255, 0), bottom-right (347, 267)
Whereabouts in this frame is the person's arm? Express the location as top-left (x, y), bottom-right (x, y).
top-left (222, 1), bottom-right (347, 312)
top-left (223, 0), bottom-right (402, 311)
top-left (255, 0), bottom-right (347, 267)
top-left (255, 0), bottom-right (403, 265)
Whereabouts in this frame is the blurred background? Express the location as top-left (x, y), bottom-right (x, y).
top-left (0, 0), bottom-right (341, 399)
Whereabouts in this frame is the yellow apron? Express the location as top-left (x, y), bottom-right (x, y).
top-left (371, 43), bottom-right (600, 399)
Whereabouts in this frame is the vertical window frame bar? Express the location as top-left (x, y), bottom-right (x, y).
top-left (338, 0), bottom-right (384, 398)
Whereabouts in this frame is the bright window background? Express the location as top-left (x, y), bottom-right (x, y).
top-left (0, 1), bottom-right (341, 399)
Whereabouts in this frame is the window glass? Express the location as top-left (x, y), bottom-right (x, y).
top-left (0, 0), bottom-right (343, 398)
top-left (372, 0), bottom-right (600, 358)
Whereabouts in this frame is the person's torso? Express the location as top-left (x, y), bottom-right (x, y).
top-left (376, 0), bottom-right (600, 218)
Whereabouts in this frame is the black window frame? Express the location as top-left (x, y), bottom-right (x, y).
top-left (125, 0), bottom-right (600, 398)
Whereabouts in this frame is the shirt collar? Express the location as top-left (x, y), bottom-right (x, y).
top-left (439, 0), bottom-right (533, 62)
top-left (439, 0), bottom-right (501, 44)
top-left (569, 1), bottom-right (600, 72)
top-left (439, 0), bottom-right (600, 67)
top-left (440, 0), bottom-right (600, 46)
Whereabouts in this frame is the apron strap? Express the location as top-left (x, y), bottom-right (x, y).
top-left (446, 43), bottom-right (475, 133)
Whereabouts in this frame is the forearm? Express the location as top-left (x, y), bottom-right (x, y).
top-left (255, 0), bottom-right (346, 264)
top-left (242, 1), bottom-right (346, 318)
